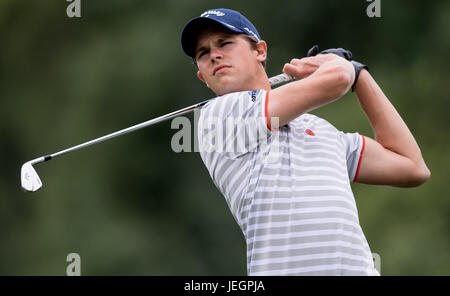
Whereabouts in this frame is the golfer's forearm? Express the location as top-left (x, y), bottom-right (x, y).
top-left (269, 60), bottom-right (353, 127)
top-left (354, 70), bottom-right (428, 168)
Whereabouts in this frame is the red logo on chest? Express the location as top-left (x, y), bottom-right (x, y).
top-left (305, 129), bottom-right (315, 136)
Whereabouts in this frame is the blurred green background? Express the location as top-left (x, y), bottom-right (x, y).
top-left (1, 0), bottom-right (449, 275)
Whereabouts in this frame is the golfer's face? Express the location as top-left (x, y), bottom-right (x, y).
top-left (195, 27), bottom-right (261, 96)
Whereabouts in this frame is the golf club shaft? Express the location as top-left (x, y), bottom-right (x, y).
top-left (34, 73), bottom-right (294, 165)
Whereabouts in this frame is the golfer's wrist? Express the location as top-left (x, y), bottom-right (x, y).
top-left (351, 61), bottom-right (369, 92)
top-left (353, 68), bottom-right (369, 94)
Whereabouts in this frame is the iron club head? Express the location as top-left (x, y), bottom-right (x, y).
top-left (21, 159), bottom-right (44, 192)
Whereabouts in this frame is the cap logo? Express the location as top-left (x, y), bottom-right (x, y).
top-left (243, 27), bottom-right (259, 40)
top-left (224, 23), bottom-right (236, 29)
top-left (201, 10), bottom-right (225, 17)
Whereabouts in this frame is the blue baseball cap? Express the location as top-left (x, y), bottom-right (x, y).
top-left (181, 8), bottom-right (261, 58)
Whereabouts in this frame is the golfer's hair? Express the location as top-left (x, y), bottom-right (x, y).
top-left (243, 35), bottom-right (267, 69)
top-left (192, 34), bottom-right (267, 69)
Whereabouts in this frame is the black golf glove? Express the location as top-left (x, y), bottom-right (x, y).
top-left (307, 44), bottom-right (319, 57)
top-left (350, 60), bottom-right (368, 91)
top-left (306, 45), bottom-right (368, 91)
top-left (307, 45), bottom-right (352, 61)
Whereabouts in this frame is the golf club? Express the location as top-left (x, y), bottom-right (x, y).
top-left (21, 73), bottom-right (294, 192)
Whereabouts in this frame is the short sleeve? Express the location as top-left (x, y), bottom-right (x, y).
top-left (198, 90), bottom-right (271, 159)
top-left (338, 131), bottom-right (366, 182)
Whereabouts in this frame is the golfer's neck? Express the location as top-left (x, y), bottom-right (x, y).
top-left (248, 69), bottom-right (271, 92)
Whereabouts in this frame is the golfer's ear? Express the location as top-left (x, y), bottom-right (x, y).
top-left (197, 71), bottom-right (205, 83)
top-left (197, 71), bottom-right (210, 88)
top-left (256, 40), bottom-right (267, 63)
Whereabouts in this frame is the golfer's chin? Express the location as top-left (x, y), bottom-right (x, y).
top-left (211, 76), bottom-right (247, 96)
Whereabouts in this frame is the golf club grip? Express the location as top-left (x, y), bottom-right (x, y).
top-left (268, 73), bottom-right (294, 86)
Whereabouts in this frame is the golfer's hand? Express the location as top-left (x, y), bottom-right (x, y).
top-left (282, 53), bottom-right (349, 80)
top-left (308, 45), bottom-right (368, 91)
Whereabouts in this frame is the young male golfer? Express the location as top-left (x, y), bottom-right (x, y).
top-left (181, 8), bottom-right (430, 275)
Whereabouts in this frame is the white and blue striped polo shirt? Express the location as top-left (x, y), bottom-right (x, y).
top-left (197, 89), bottom-right (379, 276)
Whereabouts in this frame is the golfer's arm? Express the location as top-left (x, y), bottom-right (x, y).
top-left (268, 59), bottom-right (354, 128)
top-left (353, 69), bottom-right (431, 187)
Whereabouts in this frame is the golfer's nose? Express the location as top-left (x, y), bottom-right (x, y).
top-left (210, 46), bottom-right (223, 61)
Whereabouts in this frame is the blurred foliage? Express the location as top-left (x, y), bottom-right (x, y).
top-left (0, 0), bottom-right (449, 275)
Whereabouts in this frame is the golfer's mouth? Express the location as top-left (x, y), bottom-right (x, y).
top-left (213, 65), bottom-right (231, 76)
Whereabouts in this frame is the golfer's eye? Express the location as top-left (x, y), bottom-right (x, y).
top-left (196, 50), bottom-right (208, 60)
top-left (220, 41), bottom-right (232, 47)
